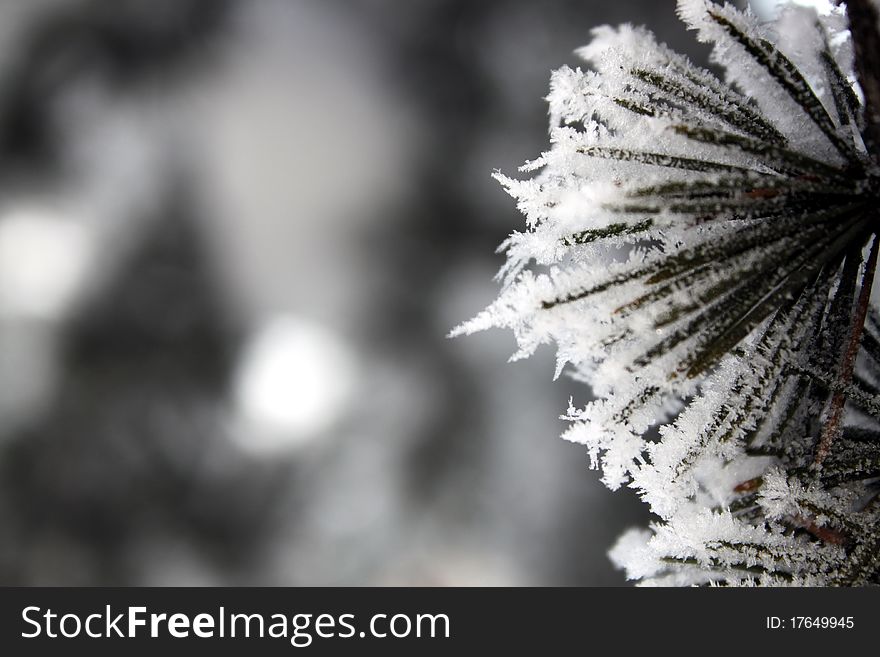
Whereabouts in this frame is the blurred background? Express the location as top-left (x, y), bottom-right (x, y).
top-left (0, 0), bottom-right (805, 585)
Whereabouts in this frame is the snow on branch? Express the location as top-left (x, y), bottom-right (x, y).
top-left (455, 0), bottom-right (880, 586)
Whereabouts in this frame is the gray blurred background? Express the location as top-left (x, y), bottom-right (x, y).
top-left (0, 0), bottom-right (789, 585)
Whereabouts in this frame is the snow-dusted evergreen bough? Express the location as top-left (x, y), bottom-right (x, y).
top-left (455, 0), bottom-right (880, 586)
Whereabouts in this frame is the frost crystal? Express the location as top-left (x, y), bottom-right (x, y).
top-left (456, 0), bottom-right (880, 586)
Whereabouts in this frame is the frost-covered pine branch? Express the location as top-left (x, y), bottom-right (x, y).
top-left (454, 0), bottom-right (880, 586)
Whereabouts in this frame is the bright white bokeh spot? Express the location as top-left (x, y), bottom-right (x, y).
top-left (232, 316), bottom-right (357, 454)
top-left (0, 207), bottom-right (93, 320)
top-left (750, 0), bottom-right (836, 19)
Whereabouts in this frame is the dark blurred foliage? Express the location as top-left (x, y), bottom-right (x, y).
top-left (0, 0), bottom-right (749, 585)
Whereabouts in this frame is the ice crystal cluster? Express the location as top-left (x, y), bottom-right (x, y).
top-left (455, 0), bottom-right (880, 585)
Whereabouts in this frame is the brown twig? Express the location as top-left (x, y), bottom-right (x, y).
top-left (733, 476), bottom-right (763, 493)
top-left (793, 516), bottom-right (849, 546)
top-left (812, 2), bottom-right (880, 467)
top-left (814, 235), bottom-right (880, 466)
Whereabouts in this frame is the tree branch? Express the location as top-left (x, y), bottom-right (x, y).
top-left (815, 234), bottom-right (880, 466)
